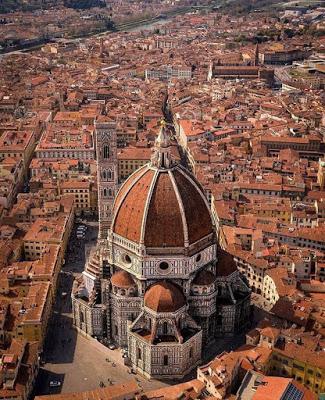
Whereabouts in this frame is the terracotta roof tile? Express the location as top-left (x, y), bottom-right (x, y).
top-left (113, 169), bottom-right (154, 243)
top-left (144, 171), bottom-right (184, 247)
top-left (173, 168), bottom-right (213, 244)
top-left (144, 281), bottom-right (186, 313)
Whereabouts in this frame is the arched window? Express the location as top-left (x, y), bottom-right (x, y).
top-left (163, 355), bottom-right (168, 366)
top-left (163, 322), bottom-right (168, 335)
top-left (103, 188), bottom-right (107, 197)
top-left (103, 145), bottom-right (109, 159)
top-left (108, 189), bottom-right (113, 197)
top-left (102, 169), bottom-right (112, 181)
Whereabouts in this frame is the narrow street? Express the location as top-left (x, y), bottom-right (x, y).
top-left (33, 221), bottom-right (97, 396)
top-left (162, 93), bottom-right (191, 170)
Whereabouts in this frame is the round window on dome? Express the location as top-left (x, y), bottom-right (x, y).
top-left (159, 261), bottom-right (169, 271)
top-left (123, 254), bottom-right (132, 265)
top-left (196, 254), bottom-right (201, 263)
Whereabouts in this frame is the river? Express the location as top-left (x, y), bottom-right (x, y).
top-left (127, 18), bottom-right (172, 32)
top-left (0, 6), bottom-right (199, 57)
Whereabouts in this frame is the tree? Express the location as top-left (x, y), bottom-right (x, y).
top-left (105, 19), bottom-right (116, 31)
top-left (63, 0), bottom-right (106, 10)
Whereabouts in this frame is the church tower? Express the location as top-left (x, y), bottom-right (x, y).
top-left (318, 158), bottom-right (325, 190)
top-left (254, 43), bottom-right (259, 66)
top-left (99, 38), bottom-right (104, 59)
top-left (95, 118), bottom-right (118, 239)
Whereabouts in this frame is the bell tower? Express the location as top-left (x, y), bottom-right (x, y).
top-left (95, 118), bottom-right (118, 239)
top-left (318, 158), bottom-right (325, 190)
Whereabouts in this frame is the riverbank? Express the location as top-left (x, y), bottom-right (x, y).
top-left (115, 5), bottom-right (193, 32)
top-left (0, 4), bottom-right (204, 55)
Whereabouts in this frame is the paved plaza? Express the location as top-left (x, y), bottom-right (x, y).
top-left (33, 219), bottom-right (247, 397)
top-left (38, 329), bottom-right (169, 395)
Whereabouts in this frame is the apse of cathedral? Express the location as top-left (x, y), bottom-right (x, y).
top-left (72, 120), bottom-right (251, 379)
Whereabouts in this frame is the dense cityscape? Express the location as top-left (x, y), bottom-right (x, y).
top-left (0, 0), bottom-right (324, 399)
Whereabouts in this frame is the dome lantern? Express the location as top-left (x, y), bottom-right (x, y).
top-left (150, 120), bottom-right (175, 170)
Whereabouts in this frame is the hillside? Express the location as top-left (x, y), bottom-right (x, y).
top-left (0, 0), bottom-right (105, 13)
top-left (0, 0), bottom-right (21, 13)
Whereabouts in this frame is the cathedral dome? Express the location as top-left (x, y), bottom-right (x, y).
top-left (144, 281), bottom-right (186, 313)
top-left (111, 270), bottom-right (135, 288)
top-left (111, 130), bottom-right (213, 252)
top-left (193, 269), bottom-right (216, 286)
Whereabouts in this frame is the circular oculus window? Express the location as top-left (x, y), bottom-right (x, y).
top-left (159, 261), bottom-right (169, 271)
top-left (123, 254), bottom-right (132, 265)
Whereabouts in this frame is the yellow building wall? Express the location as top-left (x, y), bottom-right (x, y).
top-left (22, 323), bottom-right (42, 342)
top-left (269, 351), bottom-right (325, 395)
top-left (118, 159), bottom-right (148, 181)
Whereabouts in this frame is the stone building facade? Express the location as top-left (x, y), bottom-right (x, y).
top-left (72, 124), bottom-right (251, 379)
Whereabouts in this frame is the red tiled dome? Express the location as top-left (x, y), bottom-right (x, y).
top-left (216, 248), bottom-right (237, 277)
top-left (111, 270), bottom-right (135, 288)
top-left (193, 269), bottom-right (216, 286)
top-left (144, 281), bottom-right (186, 313)
top-left (112, 164), bottom-right (213, 250)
